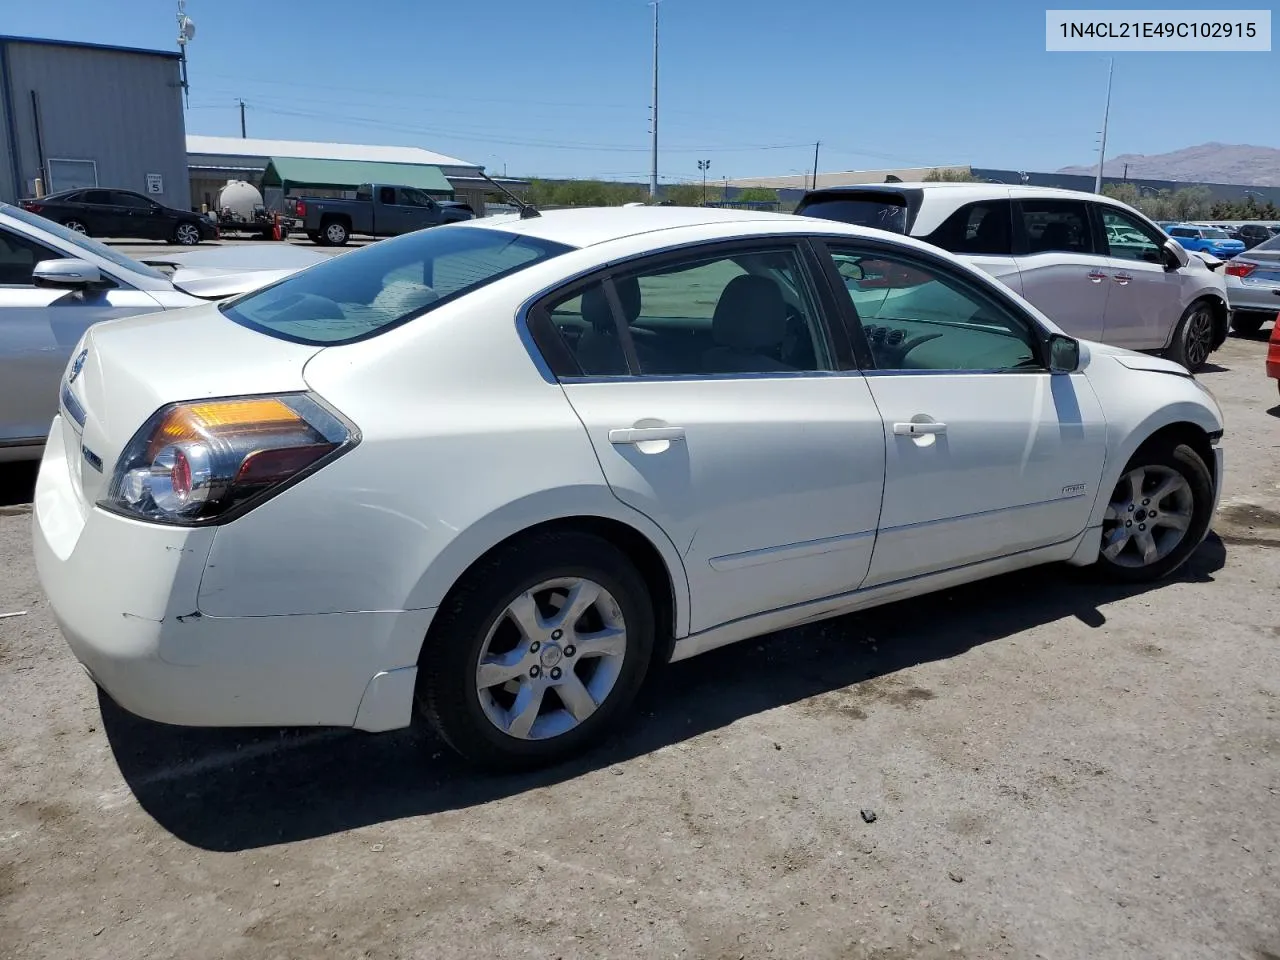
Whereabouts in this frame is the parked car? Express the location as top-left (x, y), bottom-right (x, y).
top-left (33, 207), bottom-right (1225, 769)
top-left (0, 203), bottom-right (325, 461)
top-left (793, 184), bottom-right (1230, 371)
top-left (289, 183), bottom-right (474, 246)
top-left (1268, 318), bottom-right (1280, 396)
top-left (1166, 224), bottom-right (1247, 260)
top-left (19, 189), bottom-right (218, 245)
top-left (1230, 223), bottom-right (1277, 250)
top-left (1224, 232), bottom-right (1280, 335)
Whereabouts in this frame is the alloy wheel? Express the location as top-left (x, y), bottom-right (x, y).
top-left (1100, 465), bottom-right (1195, 568)
top-left (474, 577), bottom-right (628, 740)
top-left (1183, 308), bottom-right (1213, 369)
top-left (176, 223), bottom-right (201, 245)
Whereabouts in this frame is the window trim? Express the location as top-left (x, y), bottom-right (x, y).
top-left (1011, 197), bottom-right (1099, 258)
top-left (812, 235), bottom-right (1054, 375)
top-left (526, 235), bottom-right (846, 384)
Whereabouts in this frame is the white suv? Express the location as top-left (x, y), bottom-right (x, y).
top-left (795, 183), bottom-right (1229, 371)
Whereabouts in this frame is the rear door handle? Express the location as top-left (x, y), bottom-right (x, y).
top-left (609, 426), bottom-right (686, 445)
top-left (1087, 270), bottom-right (1107, 283)
top-left (1113, 273), bottom-right (1132, 284)
top-left (892, 421), bottom-right (947, 437)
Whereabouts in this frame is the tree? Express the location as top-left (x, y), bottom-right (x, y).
top-left (737, 187), bottom-right (778, 203)
top-left (923, 168), bottom-right (981, 182)
top-left (662, 184), bottom-right (704, 206)
top-left (522, 178), bottom-right (647, 207)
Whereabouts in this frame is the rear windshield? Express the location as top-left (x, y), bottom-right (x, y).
top-left (221, 226), bottom-right (573, 345)
top-left (1254, 233), bottom-right (1280, 253)
top-left (795, 191), bottom-right (915, 234)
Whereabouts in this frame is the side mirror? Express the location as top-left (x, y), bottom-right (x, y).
top-left (1047, 333), bottom-right (1080, 373)
top-left (1162, 237), bottom-right (1189, 270)
top-left (837, 261), bottom-right (864, 282)
top-left (32, 258), bottom-right (103, 289)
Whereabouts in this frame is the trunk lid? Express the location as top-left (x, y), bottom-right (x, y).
top-left (61, 303), bottom-right (322, 505)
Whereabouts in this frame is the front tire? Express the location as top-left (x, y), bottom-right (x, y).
top-left (416, 530), bottom-right (654, 770)
top-left (1093, 441), bottom-right (1214, 584)
top-left (63, 219), bottom-right (88, 235)
top-left (1166, 300), bottom-right (1217, 371)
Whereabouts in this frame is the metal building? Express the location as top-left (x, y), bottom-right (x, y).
top-left (0, 35), bottom-right (190, 208)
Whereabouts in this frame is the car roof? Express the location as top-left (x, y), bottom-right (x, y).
top-left (802, 181), bottom-right (1111, 202)
top-left (451, 205), bottom-right (834, 249)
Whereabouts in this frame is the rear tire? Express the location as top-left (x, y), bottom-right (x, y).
top-left (306, 231), bottom-right (321, 244)
top-left (319, 219), bottom-right (349, 246)
top-left (1229, 312), bottom-right (1268, 337)
top-left (1165, 300), bottom-right (1217, 371)
top-left (416, 530), bottom-right (654, 770)
top-left (1092, 441), bottom-right (1214, 584)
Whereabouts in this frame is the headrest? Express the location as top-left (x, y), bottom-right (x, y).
top-left (711, 275), bottom-right (787, 350)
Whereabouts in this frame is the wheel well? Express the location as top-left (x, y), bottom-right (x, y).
top-left (438, 516), bottom-right (678, 665)
top-left (1132, 421), bottom-right (1217, 485)
top-left (320, 213), bottom-right (351, 228)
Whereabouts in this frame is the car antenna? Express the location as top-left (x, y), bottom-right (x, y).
top-left (478, 169), bottom-right (539, 219)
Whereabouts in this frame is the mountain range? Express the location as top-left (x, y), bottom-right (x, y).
top-left (1057, 142), bottom-right (1280, 186)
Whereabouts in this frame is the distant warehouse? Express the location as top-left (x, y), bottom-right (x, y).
top-left (0, 35), bottom-right (190, 208)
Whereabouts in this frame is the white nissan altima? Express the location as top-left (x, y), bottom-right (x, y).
top-left (33, 206), bottom-right (1225, 768)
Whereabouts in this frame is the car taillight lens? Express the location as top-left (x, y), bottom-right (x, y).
top-left (294, 200), bottom-right (306, 216)
top-left (102, 393), bottom-right (357, 525)
top-left (1225, 262), bottom-right (1255, 278)
top-left (22, 201), bottom-right (42, 213)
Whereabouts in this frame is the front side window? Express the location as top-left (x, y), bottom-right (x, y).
top-left (1099, 208), bottom-right (1163, 263)
top-left (609, 247), bottom-right (832, 376)
top-left (1018, 199), bottom-right (1094, 255)
top-left (222, 226), bottom-right (573, 345)
top-left (0, 227), bottom-right (61, 285)
top-left (111, 192), bottom-right (153, 209)
top-left (825, 244), bottom-right (1041, 372)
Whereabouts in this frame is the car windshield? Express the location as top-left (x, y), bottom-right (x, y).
top-left (221, 225), bottom-right (573, 345)
top-left (1201, 228), bottom-right (1231, 239)
top-left (3, 203), bottom-right (169, 280)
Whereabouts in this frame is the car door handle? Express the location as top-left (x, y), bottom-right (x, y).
top-left (1113, 273), bottom-right (1132, 284)
top-left (609, 426), bottom-right (686, 445)
top-left (1087, 270), bottom-right (1107, 283)
top-left (892, 421), bottom-right (947, 437)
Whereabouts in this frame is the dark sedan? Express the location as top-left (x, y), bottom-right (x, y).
top-left (18, 188), bottom-right (217, 245)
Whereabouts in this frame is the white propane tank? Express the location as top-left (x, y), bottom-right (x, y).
top-left (216, 179), bottom-right (264, 221)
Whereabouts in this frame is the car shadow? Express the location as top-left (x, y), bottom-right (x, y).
top-left (0, 463), bottom-right (38, 509)
top-left (1266, 404), bottom-right (1280, 420)
top-left (101, 536), bottom-right (1227, 852)
top-left (1196, 362), bottom-right (1231, 374)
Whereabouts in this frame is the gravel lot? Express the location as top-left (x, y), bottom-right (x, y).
top-left (1, 332), bottom-right (1278, 960)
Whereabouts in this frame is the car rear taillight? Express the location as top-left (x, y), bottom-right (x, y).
top-left (102, 393), bottom-right (357, 525)
top-left (1226, 262), bottom-right (1255, 278)
top-left (294, 200), bottom-right (307, 217)
top-left (21, 201), bottom-right (42, 213)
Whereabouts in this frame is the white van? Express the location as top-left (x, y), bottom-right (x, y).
top-left (795, 183), bottom-right (1230, 370)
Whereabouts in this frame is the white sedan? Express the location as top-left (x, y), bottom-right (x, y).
top-left (33, 206), bottom-right (1225, 769)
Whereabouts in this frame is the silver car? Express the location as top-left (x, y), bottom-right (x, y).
top-left (0, 204), bottom-right (325, 462)
top-left (1226, 232), bottom-right (1280, 336)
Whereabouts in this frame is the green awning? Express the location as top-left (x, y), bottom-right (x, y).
top-left (262, 157), bottom-right (453, 194)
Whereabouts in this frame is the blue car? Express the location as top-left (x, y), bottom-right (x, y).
top-left (1166, 224), bottom-right (1247, 259)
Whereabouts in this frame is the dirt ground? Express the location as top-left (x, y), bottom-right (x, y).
top-left (2, 332), bottom-right (1278, 960)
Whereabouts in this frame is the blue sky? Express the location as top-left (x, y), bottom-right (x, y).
top-left (6, 1), bottom-right (1276, 181)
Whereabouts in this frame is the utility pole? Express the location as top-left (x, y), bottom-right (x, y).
top-left (812, 141), bottom-right (821, 191)
top-left (237, 98), bottom-right (246, 138)
top-left (1094, 57), bottom-right (1114, 194)
top-left (1123, 161), bottom-right (1129, 181)
top-left (698, 159), bottom-right (710, 204)
top-left (649, 0), bottom-right (660, 200)
top-left (175, 0), bottom-right (195, 108)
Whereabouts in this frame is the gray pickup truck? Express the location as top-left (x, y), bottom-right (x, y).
top-left (290, 183), bottom-right (474, 246)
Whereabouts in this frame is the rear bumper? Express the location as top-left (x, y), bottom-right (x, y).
top-left (1225, 274), bottom-right (1280, 314)
top-left (33, 415), bottom-right (428, 732)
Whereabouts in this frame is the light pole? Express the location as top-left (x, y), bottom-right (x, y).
top-left (698, 159), bottom-right (710, 204)
top-left (1094, 57), bottom-right (1114, 194)
top-left (648, 0), bottom-right (660, 200)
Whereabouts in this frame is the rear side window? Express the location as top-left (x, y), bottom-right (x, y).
top-left (1018, 200), bottom-right (1094, 255)
top-left (221, 226), bottom-right (573, 345)
top-left (80, 190), bottom-right (111, 205)
top-left (1170, 227), bottom-right (1195, 238)
top-left (923, 201), bottom-right (1014, 256)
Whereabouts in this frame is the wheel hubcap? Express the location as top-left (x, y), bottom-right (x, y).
top-left (68, 222), bottom-right (85, 233)
top-left (475, 577), bottom-right (627, 741)
top-left (1185, 310), bottom-right (1212, 368)
top-left (1101, 465), bottom-right (1195, 567)
top-left (178, 225), bottom-right (199, 243)
top-left (327, 224), bottom-right (345, 242)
